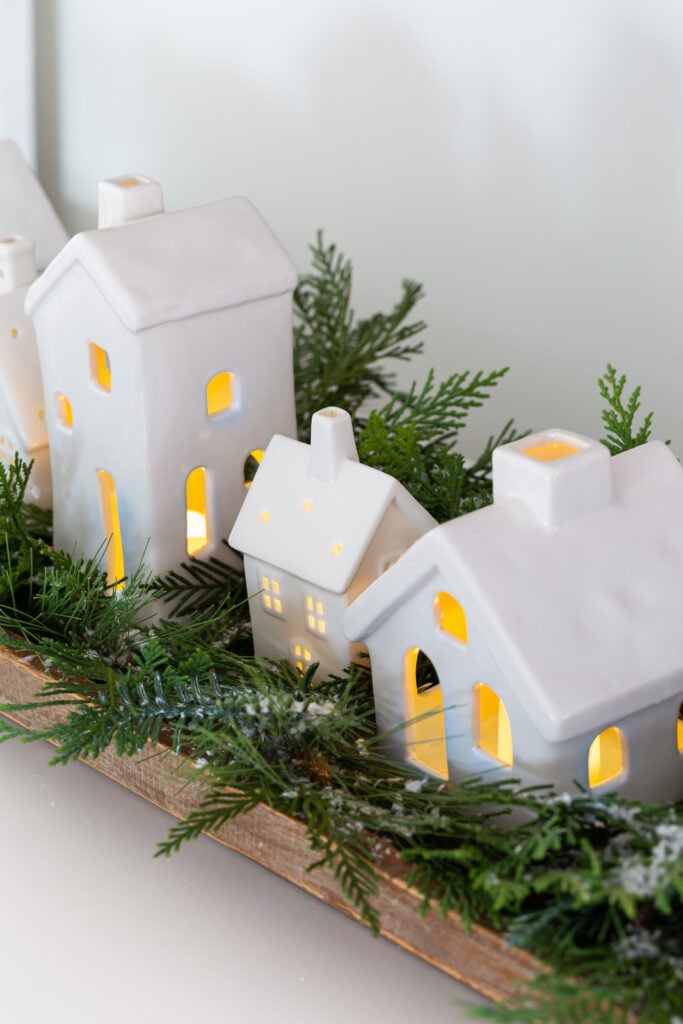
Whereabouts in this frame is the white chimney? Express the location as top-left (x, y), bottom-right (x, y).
top-left (307, 408), bottom-right (359, 483)
top-left (492, 428), bottom-right (613, 529)
top-left (0, 235), bottom-right (37, 295)
top-left (98, 173), bottom-right (164, 229)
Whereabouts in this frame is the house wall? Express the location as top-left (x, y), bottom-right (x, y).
top-left (245, 556), bottom-right (349, 681)
top-left (31, 263), bottom-right (150, 579)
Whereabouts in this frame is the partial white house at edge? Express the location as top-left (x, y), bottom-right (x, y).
top-left (345, 429), bottom-right (683, 803)
top-left (229, 408), bottom-right (437, 680)
top-left (0, 236), bottom-right (50, 505)
top-left (25, 174), bottom-right (298, 587)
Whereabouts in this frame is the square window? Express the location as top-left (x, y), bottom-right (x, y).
top-left (89, 342), bottom-right (112, 392)
top-left (261, 574), bottom-right (283, 616)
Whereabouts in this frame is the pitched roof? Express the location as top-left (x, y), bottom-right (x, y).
top-left (229, 412), bottom-right (436, 593)
top-left (25, 195), bottom-right (297, 332)
top-left (345, 440), bottom-right (683, 742)
top-left (0, 139), bottom-right (68, 271)
top-left (0, 285), bottom-right (48, 451)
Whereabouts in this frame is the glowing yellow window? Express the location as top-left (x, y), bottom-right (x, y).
top-left (404, 648), bottom-right (448, 779)
top-left (588, 726), bottom-right (627, 789)
top-left (243, 449), bottom-right (264, 488)
top-left (186, 467), bottom-right (209, 557)
top-left (678, 704), bottom-right (683, 754)
top-left (473, 683), bottom-right (513, 767)
top-left (434, 592), bottom-right (468, 645)
top-left (305, 595), bottom-right (326, 635)
top-left (56, 392), bottom-right (73, 429)
top-left (524, 441), bottom-right (578, 462)
top-left (260, 575), bottom-right (283, 616)
top-left (207, 372), bottom-right (233, 417)
top-left (89, 342), bottom-right (112, 392)
top-left (293, 642), bottom-right (313, 673)
top-left (97, 470), bottom-right (125, 591)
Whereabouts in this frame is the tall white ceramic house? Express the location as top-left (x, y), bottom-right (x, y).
top-left (229, 408), bottom-right (437, 680)
top-left (345, 430), bottom-right (683, 802)
top-left (0, 236), bottom-right (50, 505)
top-left (25, 175), bottom-right (298, 587)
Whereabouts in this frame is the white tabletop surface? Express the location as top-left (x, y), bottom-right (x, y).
top-left (0, 734), bottom-right (492, 1024)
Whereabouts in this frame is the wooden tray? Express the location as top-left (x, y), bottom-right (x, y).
top-left (0, 643), bottom-right (539, 1004)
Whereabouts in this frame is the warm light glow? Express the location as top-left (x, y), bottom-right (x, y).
top-left (474, 683), bottom-right (513, 767)
top-left (259, 510), bottom-right (270, 523)
top-left (331, 542), bottom-right (343, 556)
top-left (120, 179), bottom-right (141, 188)
top-left (89, 342), bottom-right (112, 392)
top-left (56, 392), bottom-right (73, 429)
top-left (404, 647), bottom-right (448, 779)
top-left (678, 715), bottom-right (683, 754)
top-left (305, 595), bottom-right (326, 634)
top-left (207, 372), bottom-right (233, 417)
top-left (294, 643), bottom-right (313, 672)
top-left (524, 441), bottom-right (579, 462)
top-left (588, 726), bottom-right (626, 789)
top-left (10, 328), bottom-right (18, 338)
top-left (301, 500), bottom-right (312, 514)
top-left (434, 592), bottom-right (468, 644)
top-left (243, 449), bottom-right (264, 488)
top-left (97, 470), bottom-right (125, 591)
top-left (186, 467), bottom-right (208, 556)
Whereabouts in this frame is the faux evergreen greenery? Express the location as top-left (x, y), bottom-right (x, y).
top-left (0, 235), bottom-right (680, 1023)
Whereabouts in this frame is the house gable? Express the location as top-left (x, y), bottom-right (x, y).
top-left (0, 139), bottom-right (68, 271)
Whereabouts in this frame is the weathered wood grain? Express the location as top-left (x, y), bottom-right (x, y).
top-left (0, 644), bottom-right (540, 1003)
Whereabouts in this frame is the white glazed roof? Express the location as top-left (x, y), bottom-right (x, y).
top-left (25, 195), bottom-right (297, 332)
top-left (345, 440), bottom-right (683, 742)
top-left (229, 432), bottom-right (437, 594)
top-left (0, 139), bottom-right (68, 271)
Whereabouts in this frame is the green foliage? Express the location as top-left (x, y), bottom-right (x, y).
top-left (0, 232), bottom-right (679, 1024)
top-left (293, 232), bottom-right (426, 438)
top-left (599, 363), bottom-right (657, 454)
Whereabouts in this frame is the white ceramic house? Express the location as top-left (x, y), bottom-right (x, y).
top-left (25, 174), bottom-right (298, 588)
top-left (345, 429), bottom-right (683, 803)
top-left (0, 236), bottom-right (51, 505)
top-left (229, 407), bottom-right (437, 679)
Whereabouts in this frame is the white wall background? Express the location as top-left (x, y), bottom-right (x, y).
top-left (1, 0), bottom-right (34, 163)
top-left (33, 0), bottom-right (683, 456)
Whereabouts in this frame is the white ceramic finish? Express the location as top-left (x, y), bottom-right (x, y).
top-left (26, 177), bottom-right (298, 583)
top-left (229, 407), bottom-right (437, 680)
top-left (0, 237), bottom-right (51, 506)
top-left (345, 430), bottom-right (683, 803)
top-left (97, 173), bottom-right (165, 229)
top-left (0, 138), bottom-right (67, 270)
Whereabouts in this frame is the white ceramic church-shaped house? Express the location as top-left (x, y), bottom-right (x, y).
top-left (345, 429), bottom-right (683, 804)
top-left (25, 174), bottom-right (298, 587)
top-left (0, 236), bottom-right (51, 505)
top-left (229, 407), bottom-right (437, 679)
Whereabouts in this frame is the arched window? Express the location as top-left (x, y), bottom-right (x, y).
top-left (677, 702), bottom-right (683, 755)
top-left (97, 469), bottom-right (125, 591)
top-left (206, 372), bottom-right (233, 417)
top-left (433, 592), bottom-right (468, 645)
top-left (56, 392), bottom-right (73, 429)
top-left (186, 467), bottom-right (209, 556)
top-left (403, 647), bottom-right (448, 779)
top-left (473, 683), bottom-right (513, 767)
top-left (588, 726), bottom-right (627, 789)
top-left (243, 449), bottom-right (264, 487)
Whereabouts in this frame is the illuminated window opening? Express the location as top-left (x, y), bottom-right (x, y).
top-left (186, 467), bottom-right (209, 557)
top-left (243, 449), bottom-right (264, 488)
top-left (331, 542), bottom-right (343, 556)
top-left (404, 648), bottom-right (448, 779)
top-left (588, 726), bottom-right (627, 789)
top-left (678, 703), bottom-right (683, 755)
top-left (434, 592), bottom-right (468, 645)
top-left (56, 392), bottom-right (73, 429)
top-left (473, 683), bottom-right (513, 767)
top-left (10, 328), bottom-right (19, 338)
top-left (97, 470), bottom-right (125, 591)
top-left (207, 372), bottom-right (233, 417)
top-left (89, 342), bottom-right (112, 392)
top-left (305, 595), bottom-right (326, 636)
top-left (524, 441), bottom-right (578, 462)
top-left (260, 574), bottom-right (283, 616)
top-left (301, 500), bottom-right (312, 514)
top-left (293, 642), bottom-right (313, 673)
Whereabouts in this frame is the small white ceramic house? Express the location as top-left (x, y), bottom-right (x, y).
top-left (229, 407), bottom-right (437, 679)
top-left (25, 175), bottom-right (298, 587)
top-left (345, 429), bottom-right (683, 803)
top-left (0, 236), bottom-right (51, 505)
